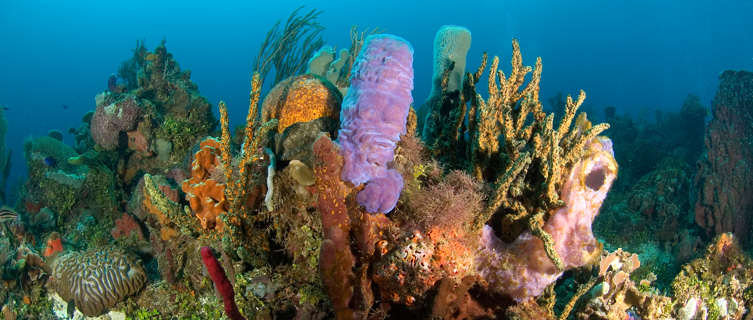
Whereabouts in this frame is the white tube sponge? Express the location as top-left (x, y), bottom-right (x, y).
top-left (429, 25), bottom-right (471, 95)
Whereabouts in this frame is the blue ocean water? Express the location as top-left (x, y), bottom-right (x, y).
top-left (1, 0), bottom-right (752, 195)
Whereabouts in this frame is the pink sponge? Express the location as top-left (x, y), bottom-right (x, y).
top-left (476, 137), bottom-right (618, 301)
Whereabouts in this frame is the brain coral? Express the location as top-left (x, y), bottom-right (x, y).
top-left (261, 74), bottom-right (342, 134)
top-left (50, 248), bottom-right (147, 316)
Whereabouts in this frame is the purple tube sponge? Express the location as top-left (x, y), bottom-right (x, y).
top-left (337, 34), bottom-right (414, 213)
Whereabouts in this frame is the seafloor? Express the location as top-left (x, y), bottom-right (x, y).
top-left (0, 8), bottom-right (752, 320)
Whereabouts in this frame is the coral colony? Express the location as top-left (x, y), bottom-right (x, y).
top-left (1, 8), bottom-right (752, 320)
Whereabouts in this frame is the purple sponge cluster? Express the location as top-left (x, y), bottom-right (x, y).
top-left (337, 34), bottom-right (414, 213)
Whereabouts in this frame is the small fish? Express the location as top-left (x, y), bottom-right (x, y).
top-left (44, 156), bottom-right (57, 168)
top-left (0, 207), bottom-right (18, 223)
top-left (2, 106), bottom-right (8, 111)
top-left (61, 104), bottom-right (69, 110)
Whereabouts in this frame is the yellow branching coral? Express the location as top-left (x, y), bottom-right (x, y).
top-left (466, 39), bottom-right (610, 269)
top-left (218, 73), bottom-right (277, 216)
top-left (211, 72), bottom-right (277, 255)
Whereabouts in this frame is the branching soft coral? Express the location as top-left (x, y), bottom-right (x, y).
top-left (476, 137), bottom-right (617, 302)
top-left (462, 40), bottom-right (610, 271)
top-left (254, 6), bottom-right (325, 86)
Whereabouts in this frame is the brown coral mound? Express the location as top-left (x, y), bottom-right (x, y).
top-left (261, 74), bottom-right (341, 134)
top-left (50, 248), bottom-right (147, 317)
top-left (695, 70), bottom-right (753, 246)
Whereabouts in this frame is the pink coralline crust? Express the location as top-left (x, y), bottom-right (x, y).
top-left (337, 34), bottom-right (414, 213)
top-left (476, 137), bottom-right (618, 301)
top-left (158, 184), bottom-right (179, 202)
top-left (126, 130), bottom-right (151, 155)
top-left (91, 95), bottom-right (142, 150)
top-left (110, 212), bottom-right (144, 240)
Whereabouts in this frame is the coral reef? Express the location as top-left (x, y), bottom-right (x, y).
top-left (671, 233), bottom-right (753, 320)
top-left (695, 70), bottom-right (753, 246)
top-left (606, 94), bottom-right (706, 195)
top-left (593, 95), bottom-right (707, 289)
top-left (338, 34), bottom-right (414, 213)
top-left (113, 40), bottom-right (216, 170)
top-left (574, 249), bottom-right (672, 320)
top-left (7, 13), bottom-right (753, 320)
top-left (594, 157), bottom-right (701, 284)
top-left (22, 136), bottom-right (117, 218)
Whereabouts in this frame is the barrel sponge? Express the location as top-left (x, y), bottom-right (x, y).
top-left (90, 95), bottom-right (142, 150)
top-left (50, 248), bottom-right (147, 316)
top-left (338, 34), bottom-right (414, 213)
top-left (430, 25), bottom-right (471, 95)
top-left (261, 74), bottom-right (342, 134)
